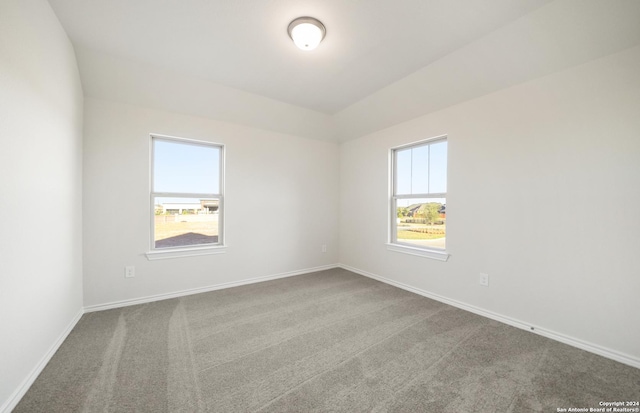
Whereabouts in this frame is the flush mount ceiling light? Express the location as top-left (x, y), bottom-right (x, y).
top-left (287, 17), bottom-right (326, 51)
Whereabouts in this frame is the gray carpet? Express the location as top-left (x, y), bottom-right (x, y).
top-left (15, 268), bottom-right (640, 412)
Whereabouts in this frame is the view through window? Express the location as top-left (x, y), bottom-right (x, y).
top-left (392, 137), bottom-right (447, 250)
top-left (151, 135), bottom-right (223, 249)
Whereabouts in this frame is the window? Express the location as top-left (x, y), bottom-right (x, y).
top-left (390, 136), bottom-right (448, 259)
top-left (150, 135), bottom-right (224, 254)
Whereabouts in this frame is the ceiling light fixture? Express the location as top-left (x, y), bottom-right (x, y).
top-left (287, 17), bottom-right (326, 51)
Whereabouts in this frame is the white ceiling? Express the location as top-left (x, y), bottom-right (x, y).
top-left (48, 0), bottom-right (552, 114)
top-left (47, 0), bottom-right (640, 142)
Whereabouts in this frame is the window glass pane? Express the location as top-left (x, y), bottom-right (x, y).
top-left (154, 139), bottom-right (220, 194)
top-left (395, 197), bottom-right (446, 250)
top-left (395, 149), bottom-right (411, 195)
top-left (154, 196), bottom-right (219, 248)
top-left (429, 141), bottom-right (447, 193)
top-left (411, 145), bottom-right (429, 194)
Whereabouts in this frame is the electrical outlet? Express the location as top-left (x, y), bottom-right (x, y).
top-left (479, 273), bottom-right (489, 287)
top-left (125, 266), bottom-right (135, 278)
top-left (321, 244), bottom-right (327, 253)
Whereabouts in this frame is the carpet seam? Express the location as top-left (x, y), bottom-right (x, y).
top-left (197, 295), bottom-right (430, 373)
top-left (80, 311), bottom-right (127, 412)
top-left (179, 299), bottom-right (207, 412)
top-left (252, 305), bottom-right (452, 413)
top-left (369, 321), bottom-right (488, 413)
top-left (187, 275), bottom-right (358, 315)
top-left (505, 340), bottom-right (552, 412)
top-left (190, 280), bottom-right (390, 343)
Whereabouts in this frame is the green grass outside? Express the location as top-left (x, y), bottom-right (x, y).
top-left (397, 230), bottom-right (445, 240)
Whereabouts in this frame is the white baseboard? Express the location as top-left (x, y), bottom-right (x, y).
top-left (84, 264), bottom-right (340, 313)
top-left (339, 263), bottom-right (640, 370)
top-left (1, 309), bottom-right (83, 413)
top-left (6, 263), bottom-right (635, 413)
top-left (4, 264), bottom-right (340, 411)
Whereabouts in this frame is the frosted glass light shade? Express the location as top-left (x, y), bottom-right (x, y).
top-left (288, 17), bottom-right (326, 51)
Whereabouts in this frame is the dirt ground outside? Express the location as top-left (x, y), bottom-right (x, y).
top-left (154, 215), bottom-right (219, 248)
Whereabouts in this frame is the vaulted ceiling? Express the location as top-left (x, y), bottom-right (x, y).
top-left (48, 0), bottom-right (640, 141)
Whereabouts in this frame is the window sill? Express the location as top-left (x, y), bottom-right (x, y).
top-left (145, 245), bottom-right (227, 260)
top-left (386, 243), bottom-right (450, 261)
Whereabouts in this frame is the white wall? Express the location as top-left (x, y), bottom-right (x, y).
top-left (75, 47), bottom-right (336, 142)
top-left (0, 0), bottom-right (84, 410)
top-left (1, 5), bottom-right (637, 411)
top-left (339, 45), bottom-right (640, 363)
top-left (334, 0), bottom-right (640, 141)
top-left (83, 98), bottom-right (339, 307)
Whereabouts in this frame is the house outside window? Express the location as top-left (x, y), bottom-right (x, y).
top-left (390, 136), bottom-right (447, 258)
top-left (150, 134), bottom-right (224, 252)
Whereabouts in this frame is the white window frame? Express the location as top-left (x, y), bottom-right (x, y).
top-left (388, 135), bottom-right (450, 261)
top-left (145, 134), bottom-right (226, 260)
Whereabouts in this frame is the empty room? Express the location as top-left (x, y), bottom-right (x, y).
top-left (1, 0), bottom-right (640, 412)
